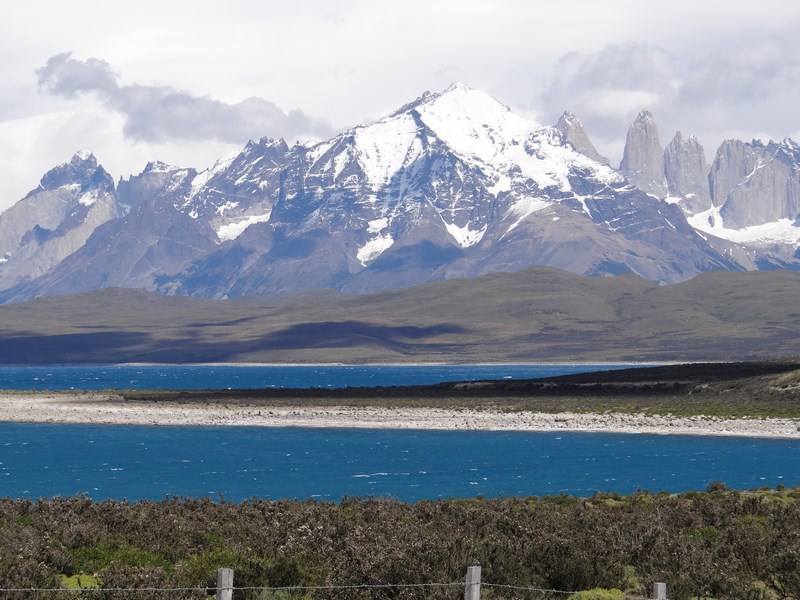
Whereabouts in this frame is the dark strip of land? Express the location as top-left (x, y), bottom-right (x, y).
top-left (116, 360), bottom-right (800, 419)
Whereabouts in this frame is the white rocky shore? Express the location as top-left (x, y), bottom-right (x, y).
top-left (1, 393), bottom-right (798, 438)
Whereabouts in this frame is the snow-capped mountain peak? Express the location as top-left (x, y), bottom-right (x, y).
top-left (0, 149), bottom-right (120, 292)
top-left (74, 149), bottom-right (94, 162)
top-left (142, 160), bottom-right (181, 174)
top-left (306, 83), bottom-right (541, 193)
top-left (291, 84), bottom-right (634, 265)
top-left (38, 151), bottom-right (112, 195)
top-left (4, 84), bottom-right (787, 303)
top-left (189, 151), bottom-right (241, 197)
top-left (413, 82), bottom-right (538, 163)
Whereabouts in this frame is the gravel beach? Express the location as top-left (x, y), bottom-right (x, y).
top-left (1, 392), bottom-right (798, 438)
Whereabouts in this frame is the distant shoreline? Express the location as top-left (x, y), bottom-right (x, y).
top-left (4, 360), bottom-right (676, 367)
top-left (1, 392), bottom-right (798, 439)
top-left (2, 360), bottom-right (798, 437)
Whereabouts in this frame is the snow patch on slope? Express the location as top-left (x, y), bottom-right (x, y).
top-left (689, 206), bottom-right (800, 245)
top-left (190, 151), bottom-right (239, 198)
top-left (367, 218), bottom-right (389, 233)
top-left (78, 189), bottom-right (102, 207)
top-left (353, 114), bottom-right (423, 189)
top-left (216, 201), bottom-right (240, 215)
top-left (217, 212), bottom-right (272, 241)
top-left (505, 197), bottom-right (551, 233)
top-left (162, 170), bottom-right (191, 196)
top-left (444, 221), bottom-right (487, 248)
top-left (357, 234), bottom-right (394, 265)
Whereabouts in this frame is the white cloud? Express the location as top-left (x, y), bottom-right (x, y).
top-left (36, 53), bottom-right (333, 144)
top-left (537, 36), bottom-right (800, 165)
top-left (0, 103), bottom-right (241, 210)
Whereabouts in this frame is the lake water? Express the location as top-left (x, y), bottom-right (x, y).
top-left (1, 423), bottom-right (797, 501)
top-left (0, 363), bottom-right (634, 391)
top-left (1, 363), bottom-right (797, 501)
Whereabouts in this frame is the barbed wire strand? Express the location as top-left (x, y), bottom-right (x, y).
top-left (0, 580), bottom-right (651, 598)
top-left (482, 582), bottom-right (574, 594)
top-left (483, 582), bottom-right (650, 599)
top-left (0, 581), bottom-right (462, 593)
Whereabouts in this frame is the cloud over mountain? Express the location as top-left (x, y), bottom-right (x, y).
top-left (538, 37), bottom-right (800, 161)
top-left (540, 44), bottom-right (674, 129)
top-left (36, 53), bottom-right (333, 144)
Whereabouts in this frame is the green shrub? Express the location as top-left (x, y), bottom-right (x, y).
top-left (567, 588), bottom-right (625, 600)
top-left (72, 544), bottom-right (171, 573)
top-left (60, 573), bottom-right (100, 589)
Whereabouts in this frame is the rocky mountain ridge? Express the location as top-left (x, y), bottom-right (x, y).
top-left (615, 112), bottom-right (800, 267)
top-left (664, 131), bottom-right (711, 214)
top-left (0, 84), bottom-right (798, 303)
top-left (0, 152), bottom-right (121, 292)
top-left (619, 110), bottom-right (667, 198)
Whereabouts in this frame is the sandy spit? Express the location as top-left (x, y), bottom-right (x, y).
top-left (1, 393), bottom-right (799, 438)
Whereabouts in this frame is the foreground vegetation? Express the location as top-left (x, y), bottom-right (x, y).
top-left (2, 488), bottom-right (800, 599)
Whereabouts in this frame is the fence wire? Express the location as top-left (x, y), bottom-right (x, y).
top-left (0, 580), bottom-right (653, 599)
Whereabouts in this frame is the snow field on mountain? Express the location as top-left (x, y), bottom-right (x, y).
top-left (216, 212), bottom-right (272, 241)
top-left (352, 115), bottom-right (423, 189)
top-left (505, 197), bottom-right (552, 233)
top-left (689, 206), bottom-right (800, 245)
top-left (415, 83), bottom-right (536, 167)
top-left (357, 233), bottom-right (394, 265)
top-left (443, 222), bottom-right (487, 248)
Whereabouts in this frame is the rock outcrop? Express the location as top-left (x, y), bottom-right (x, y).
top-left (555, 112), bottom-right (610, 165)
top-left (0, 152), bottom-right (120, 290)
top-left (664, 132), bottom-right (712, 214)
top-left (709, 139), bottom-right (800, 229)
top-left (619, 110), bottom-right (667, 198)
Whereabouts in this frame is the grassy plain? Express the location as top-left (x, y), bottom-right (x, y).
top-left (1, 267), bottom-right (800, 364)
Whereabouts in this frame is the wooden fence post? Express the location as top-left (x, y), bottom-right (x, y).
top-left (653, 581), bottom-right (667, 599)
top-left (465, 565), bottom-right (481, 600)
top-left (216, 567), bottom-right (234, 600)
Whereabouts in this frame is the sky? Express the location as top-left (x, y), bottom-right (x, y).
top-left (1, 0), bottom-right (799, 212)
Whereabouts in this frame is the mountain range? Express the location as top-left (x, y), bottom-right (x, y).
top-left (1, 83), bottom-right (799, 303)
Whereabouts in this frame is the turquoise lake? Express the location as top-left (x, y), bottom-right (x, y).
top-left (2, 423), bottom-right (798, 502)
top-left (1, 364), bottom-right (797, 501)
top-left (0, 363), bottom-right (632, 390)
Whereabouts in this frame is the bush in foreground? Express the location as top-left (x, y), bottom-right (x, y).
top-left (1, 488), bottom-right (799, 599)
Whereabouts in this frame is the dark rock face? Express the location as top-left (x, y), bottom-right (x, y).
top-left (555, 111), bottom-right (610, 165)
top-left (619, 110), bottom-right (667, 198)
top-left (710, 139), bottom-right (800, 228)
top-left (4, 167), bottom-right (218, 302)
top-left (0, 152), bottom-right (120, 292)
top-left (117, 161), bottom-right (185, 212)
top-left (664, 131), bottom-right (712, 214)
top-left (38, 151), bottom-right (115, 194)
top-left (180, 137), bottom-right (291, 232)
